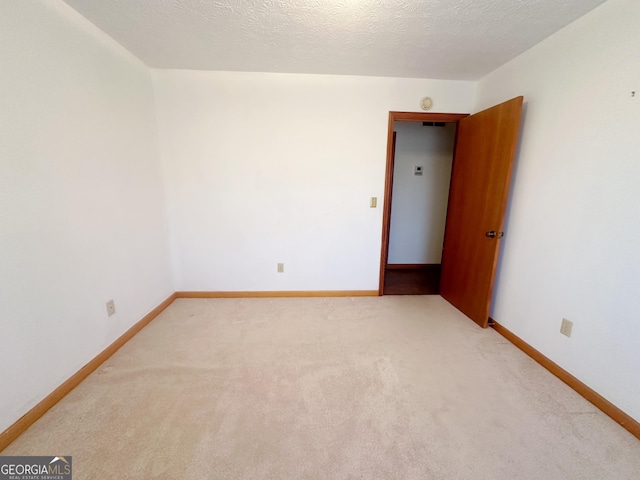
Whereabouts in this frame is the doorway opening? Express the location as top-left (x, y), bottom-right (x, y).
top-left (379, 112), bottom-right (468, 296)
top-left (378, 98), bottom-right (523, 328)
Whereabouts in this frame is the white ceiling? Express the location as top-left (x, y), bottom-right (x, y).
top-left (62, 0), bottom-right (608, 80)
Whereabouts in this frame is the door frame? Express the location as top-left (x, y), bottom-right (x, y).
top-left (378, 111), bottom-right (469, 295)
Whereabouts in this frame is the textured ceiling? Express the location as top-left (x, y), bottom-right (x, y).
top-left (61, 0), bottom-right (608, 80)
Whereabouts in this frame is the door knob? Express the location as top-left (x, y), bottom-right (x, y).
top-left (486, 231), bottom-right (504, 238)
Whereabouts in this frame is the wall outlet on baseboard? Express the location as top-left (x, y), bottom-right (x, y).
top-left (560, 318), bottom-right (573, 337)
top-left (277, 263), bottom-right (284, 273)
top-left (106, 299), bottom-right (116, 317)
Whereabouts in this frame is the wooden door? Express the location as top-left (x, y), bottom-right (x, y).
top-left (440, 97), bottom-right (523, 327)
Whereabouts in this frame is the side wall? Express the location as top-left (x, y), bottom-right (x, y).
top-left (0, 0), bottom-right (173, 433)
top-left (388, 122), bottom-right (456, 264)
top-left (152, 71), bottom-right (475, 291)
top-left (477, 0), bottom-right (640, 421)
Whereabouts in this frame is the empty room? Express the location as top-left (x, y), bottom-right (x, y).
top-left (1, 0), bottom-right (639, 478)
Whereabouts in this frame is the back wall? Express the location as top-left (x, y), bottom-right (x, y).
top-left (152, 71), bottom-right (475, 291)
top-left (388, 122), bottom-right (456, 265)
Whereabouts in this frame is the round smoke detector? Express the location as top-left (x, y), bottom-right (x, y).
top-left (420, 97), bottom-right (433, 111)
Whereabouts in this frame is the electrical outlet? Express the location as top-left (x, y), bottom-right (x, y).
top-left (106, 299), bottom-right (116, 317)
top-left (560, 318), bottom-right (573, 337)
top-left (277, 263), bottom-right (284, 273)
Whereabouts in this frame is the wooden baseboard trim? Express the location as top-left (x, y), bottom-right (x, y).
top-left (0, 293), bottom-right (177, 453)
top-left (386, 263), bottom-right (441, 270)
top-left (175, 290), bottom-right (379, 299)
top-left (491, 319), bottom-right (640, 441)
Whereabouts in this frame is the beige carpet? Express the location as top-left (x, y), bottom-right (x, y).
top-left (3, 296), bottom-right (640, 479)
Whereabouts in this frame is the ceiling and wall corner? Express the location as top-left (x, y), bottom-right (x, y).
top-left (61, 0), bottom-right (607, 80)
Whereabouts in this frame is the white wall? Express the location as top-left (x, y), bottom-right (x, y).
top-left (152, 71), bottom-right (475, 291)
top-left (476, 0), bottom-right (640, 421)
top-left (388, 122), bottom-right (456, 264)
top-left (0, 0), bottom-right (173, 433)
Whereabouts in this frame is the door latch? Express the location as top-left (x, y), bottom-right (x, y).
top-left (485, 231), bottom-right (504, 238)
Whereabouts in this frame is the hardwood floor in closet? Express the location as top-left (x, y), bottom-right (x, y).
top-left (383, 265), bottom-right (441, 295)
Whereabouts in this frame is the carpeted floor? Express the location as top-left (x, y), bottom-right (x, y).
top-left (3, 296), bottom-right (640, 479)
